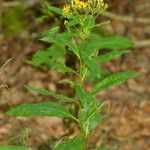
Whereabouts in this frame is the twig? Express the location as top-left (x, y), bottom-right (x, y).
top-left (106, 12), bottom-right (150, 25)
top-left (2, 1), bottom-right (21, 7)
top-left (0, 58), bottom-right (13, 74)
top-left (135, 3), bottom-right (150, 13)
top-left (2, 0), bottom-right (40, 8)
top-left (134, 40), bottom-right (150, 48)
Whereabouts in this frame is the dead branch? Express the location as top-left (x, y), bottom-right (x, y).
top-left (106, 12), bottom-right (150, 25)
top-left (134, 40), bottom-right (150, 48)
top-left (135, 3), bottom-right (150, 13)
top-left (2, 1), bottom-right (21, 7)
top-left (2, 0), bottom-right (40, 8)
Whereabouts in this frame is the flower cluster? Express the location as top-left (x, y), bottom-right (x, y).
top-left (71, 0), bottom-right (88, 10)
top-left (63, 0), bottom-right (108, 17)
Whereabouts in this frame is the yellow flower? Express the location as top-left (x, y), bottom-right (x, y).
top-left (71, 0), bottom-right (88, 10)
top-left (63, 5), bottom-right (71, 13)
top-left (63, 0), bottom-right (108, 17)
top-left (88, 0), bottom-right (108, 11)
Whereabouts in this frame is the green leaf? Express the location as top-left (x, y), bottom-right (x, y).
top-left (25, 86), bottom-right (74, 103)
top-left (75, 85), bottom-right (109, 136)
top-left (40, 30), bottom-right (74, 46)
top-left (27, 45), bottom-right (65, 66)
top-left (47, 5), bottom-right (63, 15)
top-left (36, 5), bottom-right (54, 23)
top-left (56, 33), bottom-right (79, 58)
top-left (27, 45), bottom-right (77, 74)
top-left (75, 84), bottom-right (93, 107)
top-left (40, 26), bottom-right (60, 42)
top-left (41, 31), bottom-right (73, 46)
top-left (79, 101), bottom-right (108, 136)
top-left (98, 35), bottom-right (133, 50)
top-left (81, 51), bottom-right (101, 79)
top-left (55, 136), bottom-right (83, 150)
top-left (92, 72), bottom-right (140, 95)
top-left (86, 68), bottom-right (111, 83)
top-left (66, 17), bottom-right (80, 27)
top-left (6, 102), bottom-right (75, 120)
top-left (40, 31), bottom-right (80, 58)
top-left (44, 26), bottom-right (59, 36)
top-left (50, 63), bottom-right (76, 73)
top-left (0, 146), bottom-right (31, 150)
top-left (82, 34), bottom-right (101, 55)
top-left (27, 50), bottom-right (50, 67)
top-left (98, 50), bottom-right (130, 62)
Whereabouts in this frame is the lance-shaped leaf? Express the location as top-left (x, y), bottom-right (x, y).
top-left (55, 136), bottom-right (83, 150)
top-left (75, 84), bottom-right (93, 107)
top-left (40, 31), bottom-right (79, 58)
top-left (42, 26), bottom-right (59, 39)
top-left (0, 146), bottom-right (31, 150)
top-left (98, 35), bottom-right (133, 50)
top-left (47, 5), bottom-right (63, 15)
top-left (41, 31), bottom-right (73, 47)
top-left (27, 45), bottom-right (77, 74)
top-left (81, 51), bottom-right (101, 79)
top-left (25, 86), bottom-right (74, 103)
top-left (55, 32), bottom-right (74, 47)
top-left (29, 59), bottom-right (74, 74)
top-left (56, 33), bottom-right (80, 58)
top-left (40, 26), bottom-right (65, 43)
top-left (27, 45), bottom-right (65, 70)
top-left (82, 34), bottom-right (101, 55)
top-left (92, 72), bottom-right (140, 95)
top-left (98, 50), bottom-right (130, 62)
top-left (50, 63), bottom-right (76, 74)
top-left (66, 17), bottom-right (80, 27)
top-left (6, 102), bottom-right (76, 120)
top-left (79, 101), bottom-right (108, 136)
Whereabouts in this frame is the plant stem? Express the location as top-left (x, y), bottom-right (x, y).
top-left (66, 22), bottom-right (89, 150)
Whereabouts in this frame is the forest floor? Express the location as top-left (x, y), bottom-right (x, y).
top-left (0, 0), bottom-right (150, 150)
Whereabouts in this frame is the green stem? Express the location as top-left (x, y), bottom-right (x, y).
top-left (66, 25), bottom-right (80, 59)
top-left (66, 19), bottom-right (90, 150)
top-left (71, 115), bottom-right (80, 123)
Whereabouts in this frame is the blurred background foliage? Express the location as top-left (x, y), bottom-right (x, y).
top-left (2, 6), bottom-right (25, 37)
